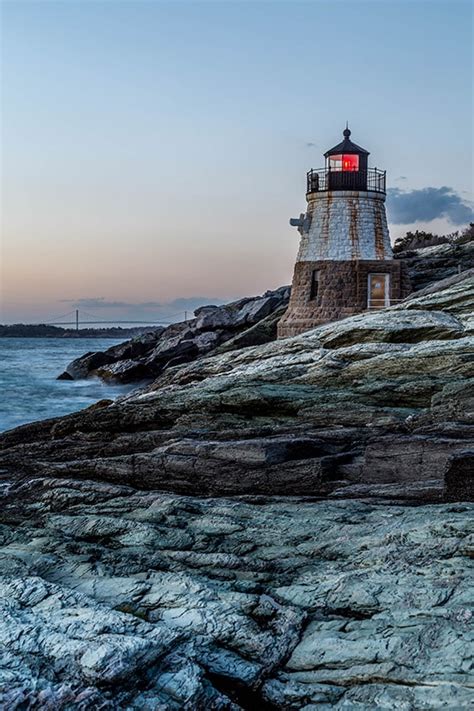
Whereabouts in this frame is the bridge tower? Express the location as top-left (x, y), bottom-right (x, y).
top-left (277, 126), bottom-right (411, 338)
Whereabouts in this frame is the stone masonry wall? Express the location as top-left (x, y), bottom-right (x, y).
top-left (297, 191), bottom-right (391, 261)
top-left (278, 260), bottom-right (412, 338)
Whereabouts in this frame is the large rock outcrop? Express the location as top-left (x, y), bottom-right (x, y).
top-left (1, 270), bottom-right (473, 503)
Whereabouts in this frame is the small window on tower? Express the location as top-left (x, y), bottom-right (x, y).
top-left (310, 270), bottom-right (320, 300)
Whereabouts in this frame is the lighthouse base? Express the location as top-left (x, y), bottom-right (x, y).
top-left (277, 259), bottom-right (411, 338)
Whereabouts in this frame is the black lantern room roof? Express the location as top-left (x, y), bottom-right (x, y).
top-left (324, 126), bottom-right (370, 157)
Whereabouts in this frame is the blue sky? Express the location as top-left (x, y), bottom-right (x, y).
top-left (1, 0), bottom-right (472, 322)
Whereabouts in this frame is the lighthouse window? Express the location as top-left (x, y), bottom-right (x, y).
top-left (328, 155), bottom-right (343, 171)
top-left (310, 270), bottom-right (320, 300)
top-left (328, 154), bottom-right (359, 172)
top-left (343, 154), bottom-right (359, 171)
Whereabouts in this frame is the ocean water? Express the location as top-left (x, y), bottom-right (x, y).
top-left (0, 338), bottom-right (135, 432)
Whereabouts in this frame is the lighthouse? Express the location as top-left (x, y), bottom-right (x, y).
top-left (277, 126), bottom-right (411, 338)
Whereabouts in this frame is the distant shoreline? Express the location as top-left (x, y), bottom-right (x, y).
top-left (0, 324), bottom-right (156, 339)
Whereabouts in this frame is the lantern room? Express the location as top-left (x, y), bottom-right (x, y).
top-left (324, 126), bottom-right (369, 190)
top-left (306, 126), bottom-right (386, 194)
top-left (327, 153), bottom-right (360, 172)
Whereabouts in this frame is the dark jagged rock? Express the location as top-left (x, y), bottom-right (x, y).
top-left (444, 450), bottom-right (474, 501)
top-left (63, 350), bottom-right (117, 379)
top-left (56, 370), bottom-right (74, 380)
top-left (215, 306), bottom-right (288, 353)
top-left (395, 238), bottom-right (474, 291)
top-left (57, 287), bottom-right (291, 384)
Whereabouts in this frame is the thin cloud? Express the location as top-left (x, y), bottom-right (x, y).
top-left (386, 186), bottom-right (473, 225)
top-left (59, 296), bottom-right (228, 310)
top-left (60, 298), bottom-right (149, 309)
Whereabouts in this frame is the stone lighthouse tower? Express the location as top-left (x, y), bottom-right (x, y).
top-left (277, 126), bottom-right (410, 338)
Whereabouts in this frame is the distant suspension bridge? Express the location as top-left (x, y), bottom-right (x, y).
top-left (38, 309), bottom-right (190, 330)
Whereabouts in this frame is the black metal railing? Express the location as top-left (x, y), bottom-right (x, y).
top-left (306, 167), bottom-right (386, 194)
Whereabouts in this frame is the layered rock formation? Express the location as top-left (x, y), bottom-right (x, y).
top-left (0, 479), bottom-right (473, 711)
top-left (0, 479), bottom-right (472, 708)
top-left (396, 238), bottom-right (474, 291)
top-left (2, 269), bottom-right (473, 502)
top-left (0, 242), bottom-right (473, 708)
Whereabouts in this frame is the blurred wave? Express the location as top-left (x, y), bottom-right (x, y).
top-left (0, 338), bottom-right (134, 432)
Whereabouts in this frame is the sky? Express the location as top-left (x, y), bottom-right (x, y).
top-left (1, 0), bottom-right (473, 324)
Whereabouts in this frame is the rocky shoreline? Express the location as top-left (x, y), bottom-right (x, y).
top-left (56, 240), bottom-right (474, 387)
top-left (3, 266), bottom-right (473, 503)
top-left (0, 240), bottom-right (473, 708)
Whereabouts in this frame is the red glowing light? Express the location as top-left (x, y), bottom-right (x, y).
top-left (328, 154), bottom-right (359, 172)
top-left (342, 154), bottom-right (359, 171)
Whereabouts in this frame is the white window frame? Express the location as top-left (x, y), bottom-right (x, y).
top-left (367, 273), bottom-right (390, 309)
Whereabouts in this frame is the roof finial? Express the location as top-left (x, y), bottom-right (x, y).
top-left (343, 121), bottom-right (351, 138)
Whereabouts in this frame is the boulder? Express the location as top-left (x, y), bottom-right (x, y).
top-left (232, 295), bottom-right (282, 325)
top-left (395, 239), bottom-right (474, 291)
top-left (56, 370), bottom-right (74, 381)
top-left (194, 304), bottom-right (220, 316)
top-left (61, 350), bottom-right (116, 379)
top-left (216, 306), bottom-right (287, 353)
top-left (194, 307), bottom-right (235, 330)
top-left (95, 358), bottom-right (151, 383)
top-left (314, 309), bottom-right (464, 349)
top-left (400, 269), bottom-right (474, 320)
